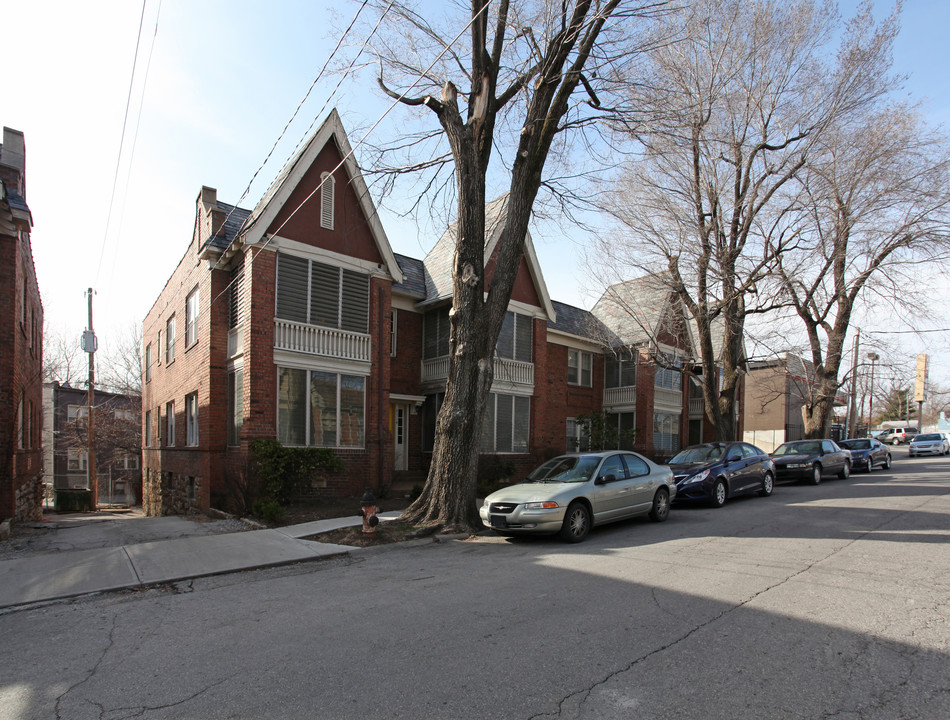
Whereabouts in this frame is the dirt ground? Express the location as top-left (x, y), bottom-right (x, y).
top-left (276, 493), bottom-right (413, 526)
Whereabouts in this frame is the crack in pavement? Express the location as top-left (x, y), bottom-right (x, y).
top-left (55, 614), bottom-right (118, 720)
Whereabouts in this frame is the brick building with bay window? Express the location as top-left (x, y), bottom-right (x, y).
top-left (141, 110), bottom-right (740, 515)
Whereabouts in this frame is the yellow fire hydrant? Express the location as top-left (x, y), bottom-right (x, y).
top-left (360, 489), bottom-right (380, 536)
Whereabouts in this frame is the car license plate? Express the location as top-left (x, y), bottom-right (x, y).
top-left (490, 515), bottom-right (507, 528)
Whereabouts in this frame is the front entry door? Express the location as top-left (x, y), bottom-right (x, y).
top-left (393, 404), bottom-right (408, 471)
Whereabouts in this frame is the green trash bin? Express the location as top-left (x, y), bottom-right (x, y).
top-left (54, 488), bottom-right (93, 512)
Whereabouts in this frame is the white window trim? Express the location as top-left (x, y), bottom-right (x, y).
top-left (276, 366), bottom-right (366, 449)
top-left (166, 401), bottom-right (175, 447)
top-left (185, 393), bottom-right (199, 446)
top-left (568, 349), bottom-right (593, 387)
top-left (185, 287), bottom-right (199, 348)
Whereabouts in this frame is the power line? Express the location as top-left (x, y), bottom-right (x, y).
top-left (95, 0), bottom-right (149, 285)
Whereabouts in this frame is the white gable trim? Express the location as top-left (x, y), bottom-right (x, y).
top-left (241, 109), bottom-right (403, 284)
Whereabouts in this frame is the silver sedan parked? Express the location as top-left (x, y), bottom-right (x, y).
top-left (479, 451), bottom-right (676, 543)
top-left (908, 433), bottom-right (950, 457)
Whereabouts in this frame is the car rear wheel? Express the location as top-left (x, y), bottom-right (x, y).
top-left (864, 457), bottom-right (873, 473)
top-left (838, 462), bottom-right (850, 479)
top-left (559, 502), bottom-right (591, 543)
top-left (711, 479), bottom-right (727, 508)
top-left (759, 472), bottom-right (774, 497)
top-left (649, 488), bottom-right (670, 522)
top-left (884, 454), bottom-right (892, 469)
top-left (811, 464), bottom-right (822, 485)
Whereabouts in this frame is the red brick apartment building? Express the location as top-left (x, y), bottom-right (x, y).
top-left (0, 127), bottom-right (44, 523)
top-left (142, 110), bottom-right (737, 515)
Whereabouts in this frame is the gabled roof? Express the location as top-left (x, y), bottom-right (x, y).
top-left (204, 201), bottom-right (251, 252)
top-left (592, 273), bottom-right (674, 346)
top-left (393, 253), bottom-right (427, 299)
top-left (237, 109), bottom-right (402, 283)
top-left (548, 301), bottom-right (618, 345)
top-left (421, 194), bottom-right (556, 320)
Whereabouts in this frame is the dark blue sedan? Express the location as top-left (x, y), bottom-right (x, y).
top-left (668, 442), bottom-right (775, 508)
top-left (837, 438), bottom-right (892, 472)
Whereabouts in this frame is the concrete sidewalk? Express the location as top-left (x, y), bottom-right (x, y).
top-left (0, 512), bottom-right (401, 610)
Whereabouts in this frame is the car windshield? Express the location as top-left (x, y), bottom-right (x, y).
top-left (839, 439), bottom-right (870, 450)
top-left (773, 441), bottom-right (822, 456)
top-left (669, 445), bottom-right (723, 464)
top-left (915, 434), bottom-right (941, 442)
top-left (525, 456), bottom-right (602, 484)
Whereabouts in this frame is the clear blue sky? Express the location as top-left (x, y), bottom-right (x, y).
top-left (5, 0), bottom-right (949, 390)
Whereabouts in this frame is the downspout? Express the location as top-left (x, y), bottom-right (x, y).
top-left (378, 286), bottom-right (386, 496)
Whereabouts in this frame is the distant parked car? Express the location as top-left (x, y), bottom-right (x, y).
top-left (837, 438), bottom-right (892, 472)
top-left (878, 427), bottom-right (918, 445)
top-left (908, 433), bottom-right (950, 457)
top-left (479, 451), bottom-right (676, 543)
top-left (770, 439), bottom-right (851, 484)
top-left (667, 442), bottom-right (775, 508)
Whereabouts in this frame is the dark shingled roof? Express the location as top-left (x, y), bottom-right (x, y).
top-left (548, 300), bottom-right (618, 345)
top-left (204, 201), bottom-right (251, 252)
top-left (393, 253), bottom-right (427, 299)
top-left (592, 273), bottom-right (672, 346)
top-left (5, 186), bottom-right (29, 214)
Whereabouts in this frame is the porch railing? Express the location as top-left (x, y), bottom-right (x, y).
top-left (273, 319), bottom-right (371, 363)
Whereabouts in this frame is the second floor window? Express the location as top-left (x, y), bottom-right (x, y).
top-left (166, 315), bottom-right (176, 364)
top-left (185, 288), bottom-right (199, 348)
top-left (568, 349), bottom-right (592, 387)
top-left (496, 311), bottom-right (533, 363)
top-left (423, 306), bottom-right (451, 359)
top-left (275, 254), bottom-right (368, 333)
top-left (145, 343), bottom-right (152, 382)
top-left (654, 354), bottom-right (682, 391)
top-left (67, 447), bottom-right (88, 472)
top-left (605, 353), bottom-right (637, 388)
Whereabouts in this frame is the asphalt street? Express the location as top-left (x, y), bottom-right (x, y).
top-left (1, 447), bottom-right (948, 720)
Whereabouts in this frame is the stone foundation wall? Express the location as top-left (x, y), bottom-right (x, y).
top-left (15, 476), bottom-right (43, 522)
top-left (143, 468), bottom-right (202, 516)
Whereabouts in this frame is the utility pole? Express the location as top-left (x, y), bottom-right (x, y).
top-left (83, 288), bottom-right (98, 510)
top-left (847, 328), bottom-right (860, 439)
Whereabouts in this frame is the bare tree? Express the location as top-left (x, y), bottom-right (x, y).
top-left (770, 98), bottom-right (950, 437)
top-left (97, 322), bottom-right (143, 396)
top-left (598, 0), bottom-right (896, 441)
top-left (43, 323), bottom-right (85, 387)
top-left (365, 0), bottom-right (670, 530)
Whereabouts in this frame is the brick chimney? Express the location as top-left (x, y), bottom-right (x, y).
top-left (197, 186), bottom-right (226, 247)
top-left (0, 127), bottom-right (26, 197)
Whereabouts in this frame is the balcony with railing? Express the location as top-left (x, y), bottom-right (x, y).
top-left (274, 319), bottom-right (371, 363)
top-left (688, 396), bottom-right (705, 417)
top-left (603, 385), bottom-right (637, 408)
top-left (422, 355), bottom-right (534, 387)
top-left (654, 386), bottom-right (683, 411)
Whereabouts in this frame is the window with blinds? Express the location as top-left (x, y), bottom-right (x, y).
top-left (605, 352), bottom-right (636, 388)
top-left (496, 311), bottom-right (533, 362)
top-left (480, 393), bottom-right (530, 453)
top-left (423, 306), bottom-right (451, 359)
top-left (276, 253), bottom-right (369, 333)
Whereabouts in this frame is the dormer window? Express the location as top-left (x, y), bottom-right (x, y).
top-left (320, 172), bottom-right (334, 230)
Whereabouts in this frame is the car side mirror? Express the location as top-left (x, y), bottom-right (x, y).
top-left (596, 473), bottom-right (616, 485)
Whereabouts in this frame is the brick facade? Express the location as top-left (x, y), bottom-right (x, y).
top-left (142, 112), bottom-right (744, 516)
top-left (0, 127), bottom-right (44, 524)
